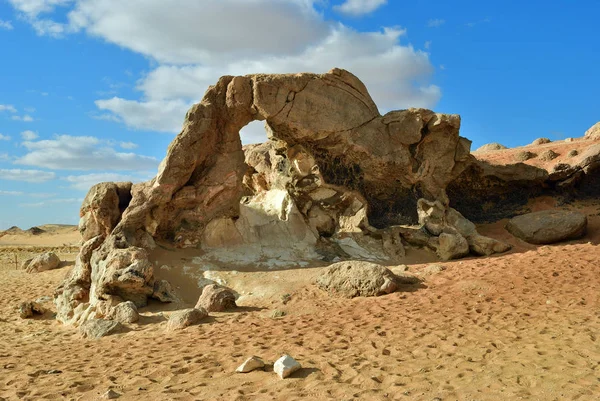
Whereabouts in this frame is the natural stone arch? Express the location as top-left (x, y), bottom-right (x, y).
top-left (55, 68), bottom-right (507, 325)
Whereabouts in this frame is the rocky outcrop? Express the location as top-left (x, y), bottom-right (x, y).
top-left (79, 182), bottom-right (132, 242)
top-left (54, 69), bottom-right (511, 325)
top-left (25, 252), bottom-right (60, 273)
top-left (505, 210), bottom-right (587, 244)
top-left (585, 122), bottom-right (600, 140)
top-left (316, 261), bottom-right (420, 298)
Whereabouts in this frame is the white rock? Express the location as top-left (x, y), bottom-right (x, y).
top-left (236, 356), bottom-right (265, 373)
top-left (273, 355), bottom-right (301, 379)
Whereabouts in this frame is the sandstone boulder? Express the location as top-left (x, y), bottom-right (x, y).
top-left (195, 284), bottom-right (237, 312)
top-left (79, 319), bottom-right (123, 339)
top-left (166, 308), bottom-right (208, 331)
top-left (25, 252), bottom-right (60, 273)
top-left (506, 210), bottom-right (587, 244)
top-left (152, 280), bottom-right (177, 303)
top-left (539, 149), bottom-right (558, 161)
top-left (316, 261), bottom-right (417, 298)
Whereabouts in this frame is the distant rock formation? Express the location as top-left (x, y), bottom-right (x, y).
top-left (474, 143), bottom-right (508, 152)
top-left (585, 122), bottom-right (600, 140)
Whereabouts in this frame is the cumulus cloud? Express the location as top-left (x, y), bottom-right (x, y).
top-left (0, 20), bottom-right (14, 30)
top-left (0, 134), bottom-right (11, 141)
top-left (8, 0), bottom-right (73, 37)
top-left (21, 130), bottom-right (39, 140)
top-left (7, 0), bottom-right (441, 138)
top-left (334, 0), bottom-right (387, 16)
top-left (64, 172), bottom-right (153, 191)
top-left (0, 168), bottom-right (56, 183)
top-left (0, 104), bottom-right (17, 113)
top-left (15, 134), bottom-right (159, 171)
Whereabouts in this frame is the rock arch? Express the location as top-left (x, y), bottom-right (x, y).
top-left (55, 68), bottom-right (505, 325)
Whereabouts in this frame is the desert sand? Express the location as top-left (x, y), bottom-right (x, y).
top-left (1, 197), bottom-right (599, 401)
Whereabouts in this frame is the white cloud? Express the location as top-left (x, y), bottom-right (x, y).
top-left (0, 134), bottom-right (11, 141)
top-left (427, 19), bottom-right (445, 28)
top-left (0, 190), bottom-right (54, 197)
top-left (0, 153), bottom-right (9, 161)
top-left (15, 134), bottom-right (159, 171)
top-left (68, 0), bottom-right (329, 65)
top-left (8, 0), bottom-right (73, 17)
top-left (0, 168), bottom-right (56, 183)
top-left (95, 97), bottom-right (191, 133)
top-left (12, 114), bottom-right (34, 122)
top-left (0, 104), bottom-right (17, 113)
top-left (0, 20), bottom-right (14, 30)
top-left (19, 198), bottom-right (82, 208)
top-left (7, 0), bottom-right (441, 135)
top-left (64, 172), bottom-right (152, 191)
top-left (21, 130), bottom-right (39, 140)
top-left (119, 141), bottom-right (138, 149)
top-left (334, 0), bottom-right (387, 16)
top-left (424, 41), bottom-right (431, 50)
top-left (0, 190), bottom-right (24, 195)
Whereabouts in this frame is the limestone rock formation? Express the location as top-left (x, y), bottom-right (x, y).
top-left (195, 284), bottom-right (237, 312)
top-left (316, 261), bottom-right (419, 298)
top-left (54, 68), bottom-right (512, 325)
top-left (25, 252), bottom-right (60, 273)
top-left (505, 210), bottom-right (587, 244)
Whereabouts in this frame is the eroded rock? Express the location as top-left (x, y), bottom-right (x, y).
top-left (316, 261), bottom-right (417, 298)
top-left (195, 284), bottom-right (237, 312)
top-left (79, 319), bottom-right (123, 339)
top-left (24, 252), bottom-right (60, 273)
top-left (274, 355), bottom-right (301, 379)
top-left (18, 301), bottom-right (46, 319)
top-left (236, 356), bottom-right (265, 373)
top-left (506, 210), bottom-right (587, 244)
top-left (166, 308), bottom-right (208, 331)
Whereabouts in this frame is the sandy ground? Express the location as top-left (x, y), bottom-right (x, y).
top-left (1, 202), bottom-right (600, 401)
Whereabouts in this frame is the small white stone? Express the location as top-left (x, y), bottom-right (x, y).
top-left (236, 356), bottom-right (265, 373)
top-left (273, 355), bottom-right (301, 379)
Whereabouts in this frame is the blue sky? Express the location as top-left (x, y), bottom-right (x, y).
top-left (0, 0), bottom-right (599, 230)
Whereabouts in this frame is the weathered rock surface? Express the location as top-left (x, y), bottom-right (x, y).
top-left (25, 252), bottom-right (60, 273)
top-left (236, 356), bottom-right (265, 373)
top-left (195, 284), bottom-right (237, 312)
top-left (108, 301), bottom-right (139, 324)
top-left (437, 233), bottom-right (470, 260)
top-left (474, 143), bottom-right (507, 152)
top-left (166, 308), bottom-right (208, 331)
top-left (585, 122), bottom-right (600, 140)
top-left (18, 301), bottom-right (46, 319)
top-left (506, 210), bottom-right (587, 244)
top-left (79, 182), bottom-right (132, 242)
top-left (79, 319), bottom-right (123, 339)
top-left (316, 261), bottom-right (418, 298)
top-left (531, 138), bottom-right (551, 146)
top-left (274, 355), bottom-right (301, 379)
top-left (152, 280), bottom-right (177, 303)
